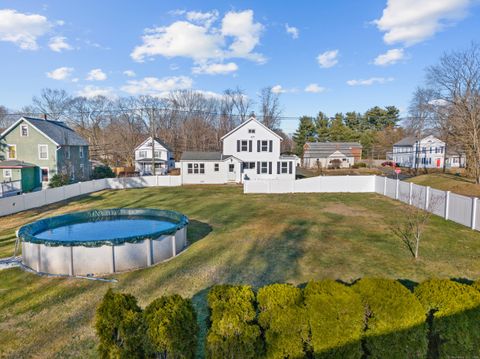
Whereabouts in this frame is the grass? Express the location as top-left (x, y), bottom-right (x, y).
top-left (407, 173), bottom-right (480, 198)
top-left (1, 185), bottom-right (480, 357)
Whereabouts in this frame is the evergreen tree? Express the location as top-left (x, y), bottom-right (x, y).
top-left (292, 116), bottom-right (316, 156)
top-left (315, 111), bottom-right (330, 142)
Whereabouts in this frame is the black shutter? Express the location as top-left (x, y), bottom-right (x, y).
top-left (269, 162), bottom-right (272, 174)
top-left (257, 140), bottom-right (260, 152)
top-left (249, 140), bottom-right (252, 152)
top-left (237, 140), bottom-right (240, 152)
top-left (269, 140), bottom-right (273, 152)
top-left (277, 162), bottom-right (280, 174)
top-left (289, 161), bottom-right (293, 174)
top-left (257, 162), bottom-right (260, 174)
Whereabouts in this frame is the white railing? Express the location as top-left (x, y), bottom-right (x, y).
top-left (0, 180), bottom-right (22, 198)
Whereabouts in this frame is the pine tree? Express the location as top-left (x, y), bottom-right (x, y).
top-left (315, 111), bottom-right (330, 142)
top-left (292, 116), bottom-right (316, 156)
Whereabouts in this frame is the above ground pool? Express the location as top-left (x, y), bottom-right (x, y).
top-left (17, 209), bottom-right (188, 276)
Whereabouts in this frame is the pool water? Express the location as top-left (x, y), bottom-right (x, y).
top-left (35, 218), bottom-right (177, 242)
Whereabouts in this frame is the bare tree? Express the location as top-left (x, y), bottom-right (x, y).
top-left (406, 87), bottom-right (439, 136)
top-left (258, 87), bottom-right (282, 130)
top-left (32, 88), bottom-right (72, 120)
top-left (0, 105), bottom-right (11, 129)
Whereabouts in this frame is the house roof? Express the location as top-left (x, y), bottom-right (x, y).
top-left (220, 117), bottom-right (283, 141)
top-left (134, 136), bottom-right (172, 152)
top-left (0, 160), bottom-right (37, 168)
top-left (393, 136), bottom-right (419, 146)
top-left (180, 151), bottom-right (238, 161)
top-left (303, 142), bottom-right (362, 158)
top-left (0, 117), bottom-right (89, 146)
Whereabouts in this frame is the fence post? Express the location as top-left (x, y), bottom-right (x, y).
top-left (395, 179), bottom-right (399, 200)
top-left (445, 191), bottom-right (451, 220)
top-left (111, 246), bottom-right (116, 273)
top-left (383, 177), bottom-right (387, 196)
top-left (471, 197), bottom-right (478, 230)
top-left (425, 186), bottom-right (430, 210)
top-left (409, 182), bottom-right (413, 205)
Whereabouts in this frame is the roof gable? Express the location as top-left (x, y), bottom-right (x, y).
top-left (135, 136), bottom-right (172, 152)
top-left (220, 117), bottom-right (283, 141)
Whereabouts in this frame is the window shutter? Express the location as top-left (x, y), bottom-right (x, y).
top-left (257, 140), bottom-right (260, 152)
top-left (289, 162), bottom-right (293, 174)
top-left (269, 140), bottom-right (273, 152)
top-left (257, 162), bottom-right (260, 174)
top-left (277, 162), bottom-right (280, 174)
top-left (249, 140), bottom-right (252, 152)
top-left (269, 162), bottom-right (272, 174)
top-left (237, 140), bottom-right (240, 152)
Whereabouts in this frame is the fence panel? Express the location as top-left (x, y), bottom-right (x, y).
top-left (23, 191), bottom-right (46, 210)
top-left (269, 180), bottom-right (294, 193)
top-left (411, 184), bottom-right (426, 209)
top-left (64, 183), bottom-right (81, 198)
top-left (44, 187), bottom-right (65, 205)
top-left (384, 178), bottom-right (397, 199)
top-left (448, 193), bottom-right (472, 227)
top-left (79, 181), bottom-right (95, 195)
top-left (244, 180), bottom-right (270, 193)
top-left (375, 176), bottom-right (385, 194)
top-left (0, 195), bottom-right (25, 216)
top-left (398, 181), bottom-right (410, 203)
top-left (428, 188), bottom-right (446, 217)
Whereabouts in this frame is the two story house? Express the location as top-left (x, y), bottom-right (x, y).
top-left (134, 136), bottom-right (175, 175)
top-left (392, 135), bottom-right (445, 168)
top-left (180, 117), bottom-right (296, 184)
top-left (0, 117), bottom-right (90, 185)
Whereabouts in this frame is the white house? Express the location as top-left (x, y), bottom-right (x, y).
top-left (302, 142), bottom-right (363, 169)
top-left (392, 135), bottom-right (445, 168)
top-left (134, 137), bottom-right (175, 175)
top-left (180, 117), bottom-right (296, 184)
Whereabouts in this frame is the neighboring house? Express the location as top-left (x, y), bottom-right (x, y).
top-left (302, 142), bottom-right (363, 169)
top-left (134, 136), bottom-right (175, 175)
top-left (0, 117), bottom-right (90, 185)
top-left (392, 135), bottom-right (445, 168)
top-left (0, 160), bottom-right (41, 197)
top-left (180, 117), bottom-right (296, 184)
top-left (446, 149), bottom-right (466, 168)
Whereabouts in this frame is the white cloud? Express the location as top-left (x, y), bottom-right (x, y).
top-left (192, 62), bottom-right (238, 75)
top-left (46, 66), bottom-right (74, 80)
top-left (347, 77), bottom-right (394, 86)
top-left (87, 68), bottom-right (107, 81)
top-left (48, 36), bottom-right (72, 52)
top-left (304, 83), bottom-right (326, 93)
top-left (373, 48), bottom-right (405, 66)
top-left (0, 9), bottom-right (52, 50)
top-left (77, 85), bottom-right (116, 99)
top-left (123, 70), bottom-right (136, 77)
top-left (374, 0), bottom-right (471, 46)
top-left (285, 24), bottom-right (299, 39)
top-left (317, 49), bottom-right (339, 68)
top-left (131, 9), bottom-right (265, 66)
top-left (271, 85), bottom-right (285, 94)
top-left (121, 76), bottom-right (193, 96)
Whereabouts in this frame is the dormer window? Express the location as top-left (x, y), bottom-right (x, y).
top-left (248, 129), bottom-right (255, 134)
top-left (20, 124), bottom-right (28, 137)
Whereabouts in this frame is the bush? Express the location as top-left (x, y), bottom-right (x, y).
top-left (304, 280), bottom-right (364, 359)
top-left (95, 289), bottom-right (146, 358)
top-left (49, 173), bottom-right (70, 188)
top-left (92, 165), bottom-right (115, 179)
top-left (352, 162), bottom-right (367, 169)
top-left (415, 279), bottom-right (480, 358)
top-left (257, 284), bottom-right (308, 359)
top-left (353, 278), bottom-right (427, 359)
top-left (206, 285), bottom-right (262, 359)
top-left (144, 294), bottom-right (198, 359)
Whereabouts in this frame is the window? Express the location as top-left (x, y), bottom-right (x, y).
top-left (3, 169), bottom-right (12, 179)
top-left (243, 162), bottom-right (255, 169)
top-left (139, 150), bottom-right (147, 158)
top-left (281, 162), bottom-right (288, 174)
top-left (261, 140), bottom-right (268, 151)
top-left (248, 129), bottom-right (255, 134)
top-left (154, 150), bottom-right (160, 158)
top-left (41, 168), bottom-right (49, 182)
top-left (7, 145), bottom-right (16, 160)
top-left (188, 163), bottom-right (204, 174)
top-left (241, 140), bottom-right (248, 151)
top-left (20, 124), bottom-right (28, 137)
top-left (39, 145), bottom-right (48, 160)
top-left (187, 163), bottom-right (193, 174)
top-left (229, 164), bottom-right (234, 172)
top-left (261, 162), bottom-right (268, 174)
top-left (65, 146), bottom-right (70, 159)
top-left (199, 163), bottom-right (205, 174)
top-left (79, 146), bottom-right (84, 158)
top-left (214, 163), bottom-right (219, 172)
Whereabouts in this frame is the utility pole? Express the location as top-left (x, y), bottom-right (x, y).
top-left (151, 107), bottom-right (156, 176)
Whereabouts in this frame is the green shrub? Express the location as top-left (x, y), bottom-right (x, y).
top-left (304, 280), bottom-right (364, 359)
top-left (353, 278), bottom-right (427, 359)
top-left (49, 173), bottom-right (70, 188)
top-left (144, 294), bottom-right (198, 359)
top-left (352, 162), bottom-right (367, 169)
top-left (257, 284), bottom-right (308, 359)
top-left (415, 279), bottom-right (480, 358)
top-left (95, 289), bottom-right (145, 359)
top-left (92, 165), bottom-right (115, 179)
top-left (206, 285), bottom-right (262, 359)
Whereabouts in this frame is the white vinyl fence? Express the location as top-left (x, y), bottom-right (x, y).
top-left (246, 175), bottom-right (480, 232)
top-left (0, 176), bottom-right (182, 217)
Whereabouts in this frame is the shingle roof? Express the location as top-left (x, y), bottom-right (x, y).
top-left (180, 151), bottom-right (234, 161)
top-left (393, 136), bottom-right (419, 146)
top-left (0, 160), bottom-right (37, 168)
top-left (303, 142), bottom-right (362, 158)
top-left (23, 117), bottom-right (89, 146)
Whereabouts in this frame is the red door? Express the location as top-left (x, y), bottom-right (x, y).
top-left (436, 159), bottom-right (441, 168)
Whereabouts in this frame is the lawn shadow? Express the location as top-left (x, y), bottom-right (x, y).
top-left (187, 220), bottom-right (213, 245)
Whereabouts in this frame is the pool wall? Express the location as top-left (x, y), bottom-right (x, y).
top-left (21, 227), bottom-right (187, 276)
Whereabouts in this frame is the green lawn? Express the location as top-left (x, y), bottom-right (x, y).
top-left (407, 173), bottom-right (480, 197)
top-left (1, 185), bottom-right (480, 358)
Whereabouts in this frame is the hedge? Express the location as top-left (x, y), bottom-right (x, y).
top-left (206, 285), bottom-right (262, 359)
top-left (415, 279), bottom-right (480, 358)
top-left (353, 278), bottom-right (427, 359)
top-left (304, 280), bottom-right (364, 359)
top-left (144, 295), bottom-right (198, 359)
top-left (257, 283), bottom-right (308, 358)
top-left (95, 288), bottom-right (146, 358)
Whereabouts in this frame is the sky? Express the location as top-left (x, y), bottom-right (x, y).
top-left (0, 0), bottom-right (479, 134)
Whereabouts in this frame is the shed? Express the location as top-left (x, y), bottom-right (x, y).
top-left (0, 160), bottom-right (41, 195)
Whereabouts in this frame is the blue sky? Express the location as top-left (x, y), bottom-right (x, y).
top-left (0, 0), bottom-right (479, 133)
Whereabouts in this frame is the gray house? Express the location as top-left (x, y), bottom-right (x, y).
top-left (303, 142), bottom-right (363, 169)
top-left (0, 117), bottom-right (90, 185)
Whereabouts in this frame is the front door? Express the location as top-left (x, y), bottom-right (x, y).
top-left (436, 158), bottom-right (441, 168)
top-left (227, 163), bottom-right (236, 181)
